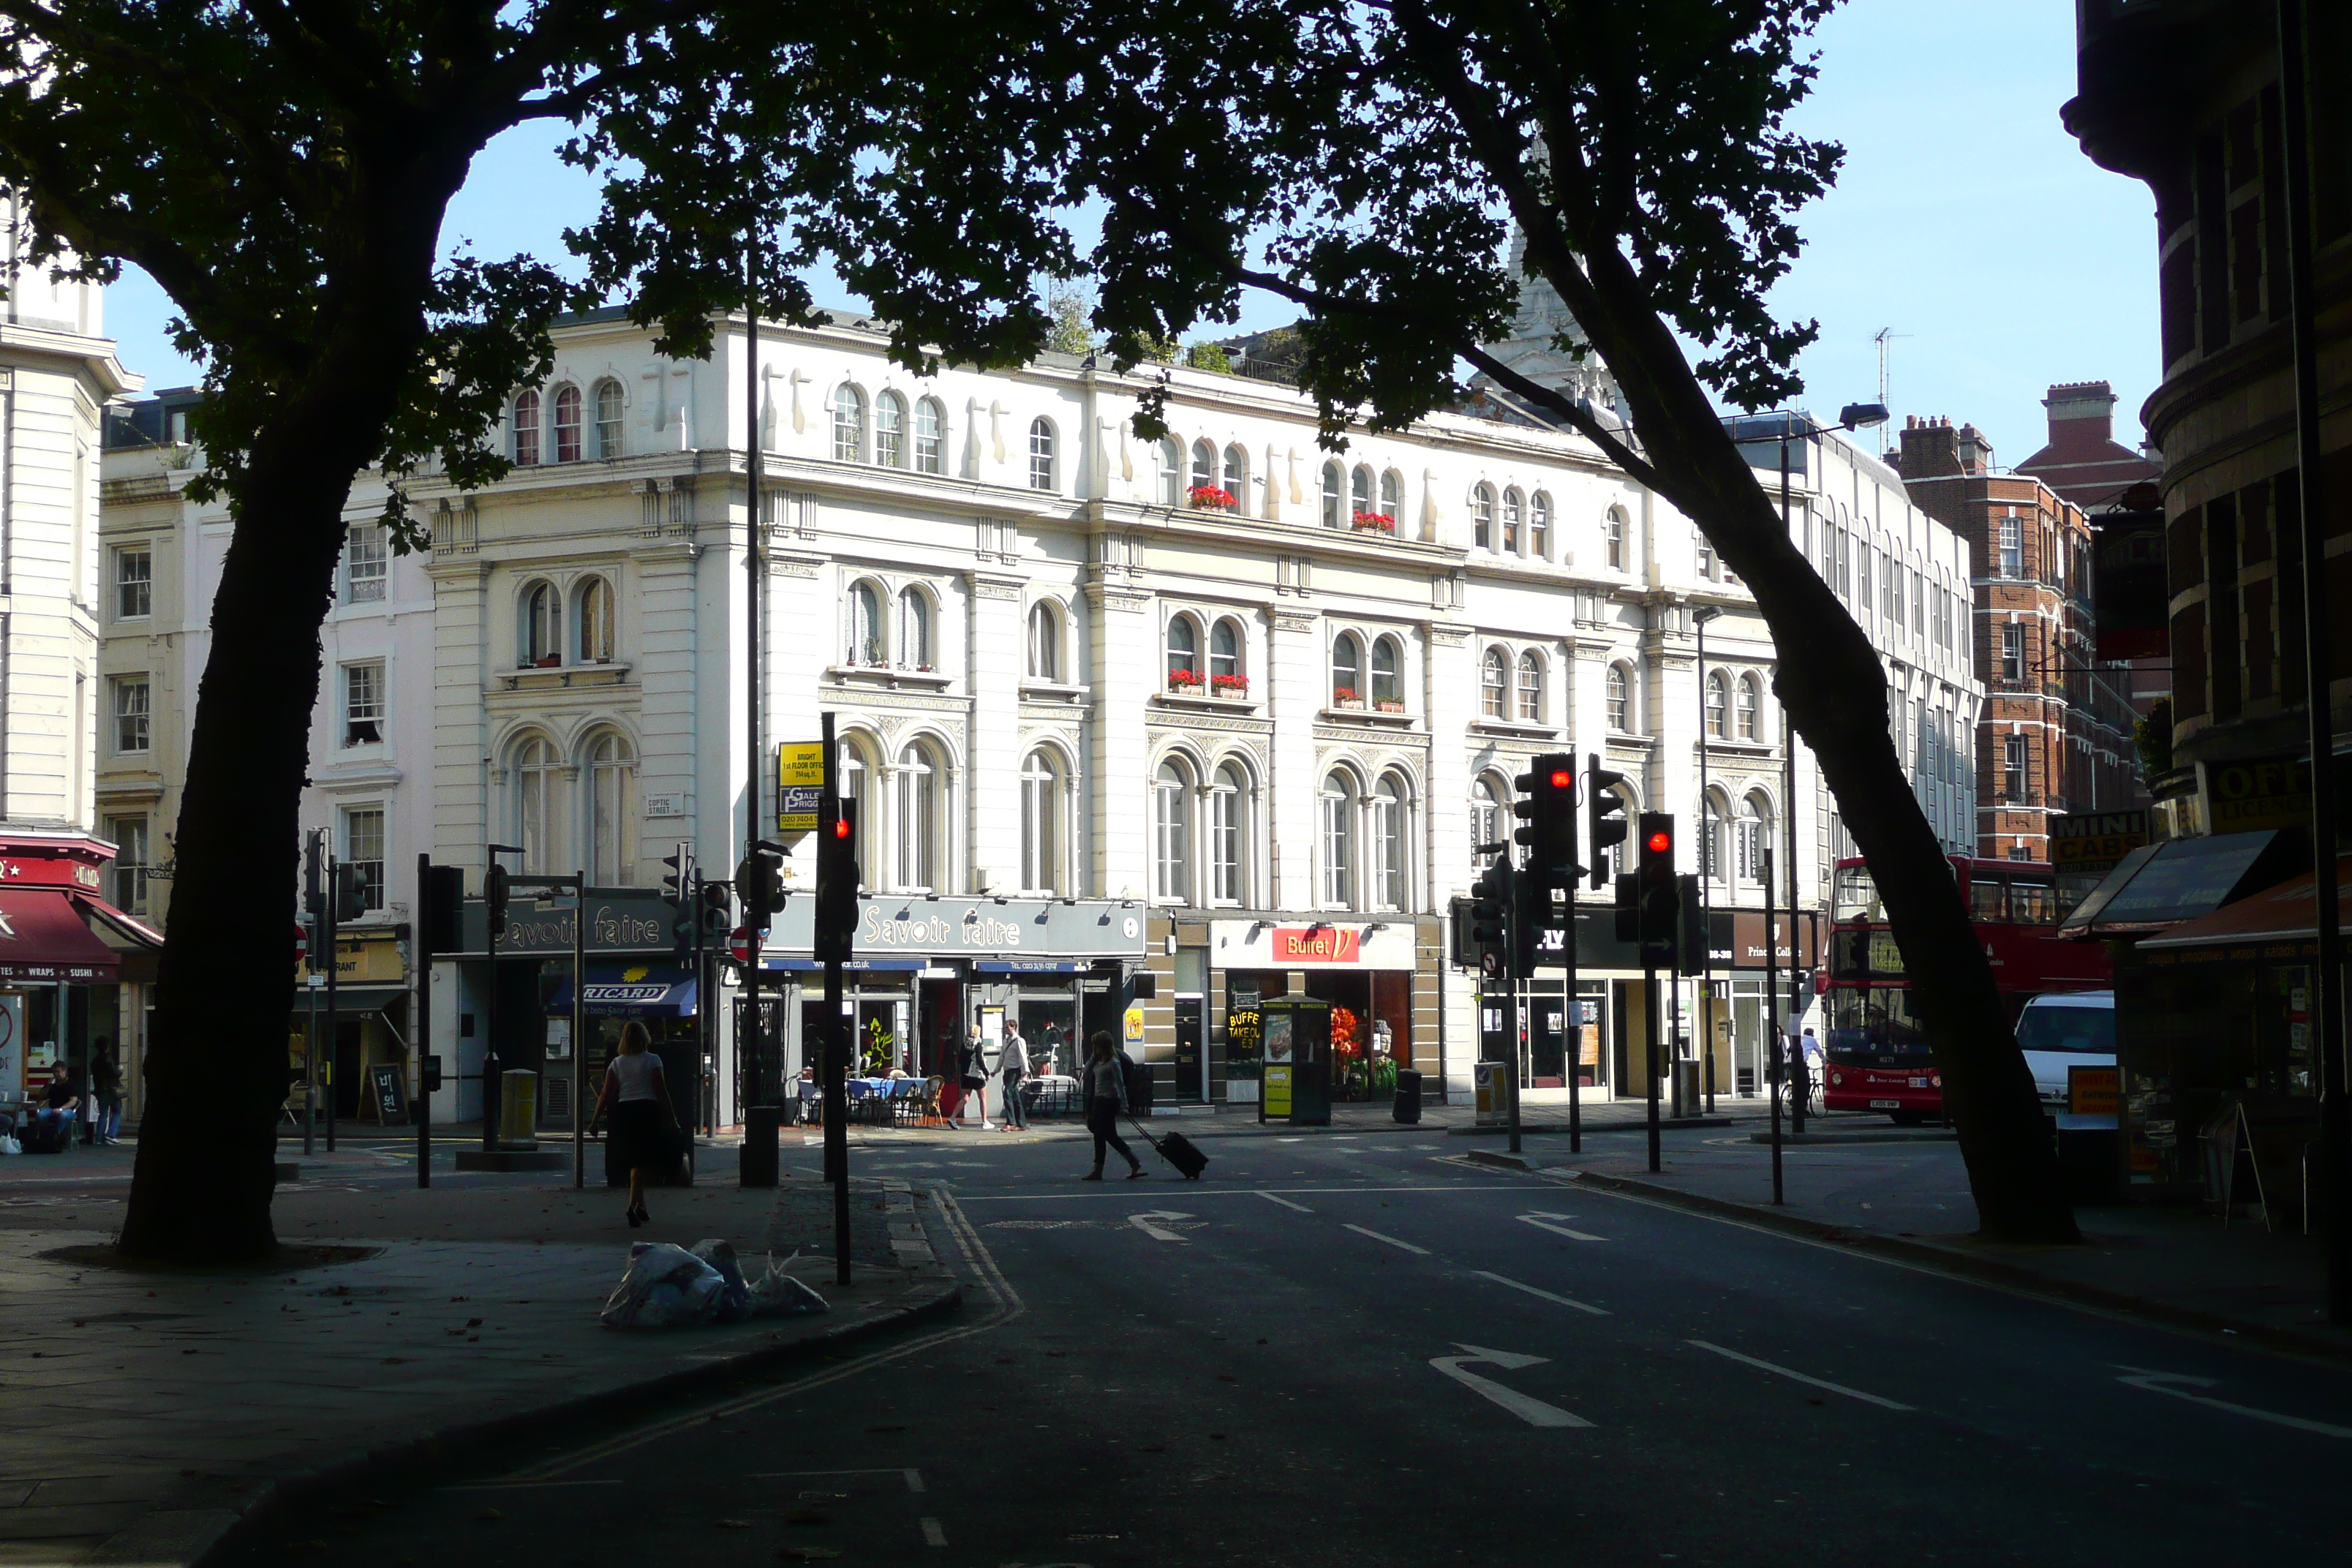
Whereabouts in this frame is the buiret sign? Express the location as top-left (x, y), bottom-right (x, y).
top-left (1209, 919), bottom-right (1417, 970)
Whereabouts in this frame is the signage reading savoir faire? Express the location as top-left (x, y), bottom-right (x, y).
top-left (768, 895), bottom-right (1149, 960)
top-left (451, 894), bottom-right (675, 956)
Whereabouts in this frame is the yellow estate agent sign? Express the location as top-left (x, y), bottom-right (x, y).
top-left (777, 741), bottom-right (825, 835)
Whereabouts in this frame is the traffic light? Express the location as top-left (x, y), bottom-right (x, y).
top-left (484, 862), bottom-right (510, 932)
top-left (1468, 853), bottom-right (1512, 975)
top-left (814, 796), bottom-right (860, 962)
top-left (699, 879), bottom-right (732, 941)
top-left (421, 864), bottom-right (464, 957)
top-left (332, 861), bottom-right (366, 922)
top-left (304, 834), bottom-right (325, 916)
top-left (1587, 758), bottom-right (1630, 890)
top-left (660, 848), bottom-right (690, 902)
top-left (737, 850), bottom-right (783, 927)
top-left (1676, 872), bottom-right (1707, 977)
top-left (1636, 813), bottom-right (1678, 968)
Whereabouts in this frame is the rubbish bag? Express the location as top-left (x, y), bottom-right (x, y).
top-left (745, 1253), bottom-right (830, 1318)
top-left (689, 1238), bottom-right (753, 1324)
top-left (600, 1242), bottom-right (725, 1330)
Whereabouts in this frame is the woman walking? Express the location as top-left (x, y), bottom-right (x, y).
top-left (1080, 1030), bottom-right (1145, 1181)
top-left (590, 1022), bottom-right (680, 1227)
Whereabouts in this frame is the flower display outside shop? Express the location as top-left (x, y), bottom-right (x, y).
top-left (1351, 509), bottom-right (1397, 534)
top-left (1166, 667), bottom-right (1204, 691)
top-left (1211, 672), bottom-right (1250, 696)
top-left (1332, 1006), bottom-right (1365, 1098)
top-left (1188, 484), bottom-right (1237, 512)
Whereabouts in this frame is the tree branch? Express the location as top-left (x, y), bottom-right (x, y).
top-left (1458, 344), bottom-right (1671, 494)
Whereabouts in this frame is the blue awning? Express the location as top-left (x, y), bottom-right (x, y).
top-left (968, 960), bottom-right (1096, 974)
top-left (546, 970), bottom-right (698, 1018)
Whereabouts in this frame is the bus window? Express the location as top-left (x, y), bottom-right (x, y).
top-left (1969, 878), bottom-right (2007, 922)
top-left (2008, 882), bottom-right (2056, 924)
top-left (1833, 864), bottom-right (1882, 923)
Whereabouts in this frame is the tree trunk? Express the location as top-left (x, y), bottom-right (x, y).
top-left (1557, 240), bottom-right (2078, 1243)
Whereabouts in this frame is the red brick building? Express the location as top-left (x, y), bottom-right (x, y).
top-left (1899, 417), bottom-right (2148, 861)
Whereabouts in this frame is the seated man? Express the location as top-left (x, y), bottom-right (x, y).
top-left (30, 1073), bottom-right (78, 1146)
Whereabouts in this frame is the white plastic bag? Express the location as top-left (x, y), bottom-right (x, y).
top-left (744, 1252), bottom-right (830, 1318)
top-left (0, 1134), bottom-right (19, 1156)
top-left (689, 1238), bottom-right (753, 1324)
top-left (600, 1242), bottom-right (725, 1330)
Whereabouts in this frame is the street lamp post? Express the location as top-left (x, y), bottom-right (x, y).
top-left (1694, 603), bottom-right (1722, 1115)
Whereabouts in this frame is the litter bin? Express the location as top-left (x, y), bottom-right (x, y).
top-left (497, 1069), bottom-right (540, 1149)
top-left (1671, 1059), bottom-right (1700, 1117)
top-left (1392, 1068), bottom-right (1423, 1124)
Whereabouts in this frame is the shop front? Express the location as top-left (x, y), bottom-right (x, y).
top-left (761, 896), bottom-right (1149, 1093)
top-left (1206, 919), bottom-right (1433, 1107)
top-left (0, 836), bottom-right (159, 1130)
top-left (289, 930), bottom-right (412, 1125)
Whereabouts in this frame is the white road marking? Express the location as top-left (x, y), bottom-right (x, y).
top-left (1256, 1191), bottom-right (1314, 1213)
top-left (1686, 1340), bottom-right (1914, 1411)
top-left (2114, 1367), bottom-right (2352, 1438)
top-left (1128, 1210), bottom-right (1195, 1242)
top-left (1429, 1343), bottom-right (1593, 1428)
top-left (957, 1183), bottom-right (1555, 1202)
top-left (921, 1516), bottom-right (948, 1546)
top-left (1518, 1212), bottom-right (1606, 1242)
top-left (1474, 1270), bottom-right (1608, 1316)
top-left (444, 1479), bottom-right (621, 1490)
top-left (904, 1468), bottom-right (926, 1493)
top-left (1345, 1224), bottom-right (1431, 1255)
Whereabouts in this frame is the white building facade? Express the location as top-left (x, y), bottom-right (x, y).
top-left (101, 301), bottom-right (1978, 1128)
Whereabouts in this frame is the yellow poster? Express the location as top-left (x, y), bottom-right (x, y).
top-left (1264, 1063), bottom-right (1293, 1117)
top-left (776, 742), bottom-right (825, 834)
top-left (1123, 1003), bottom-right (1145, 1043)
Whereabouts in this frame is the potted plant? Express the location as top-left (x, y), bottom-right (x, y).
top-left (1333, 685), bottom-right (1362, 708)
top-left (1188, 484), bottom-right (1237, 513)
top-left (1166, 667), bottom-right (1204, 693)
top-left (1210, 672), bottom-right (1250, 698)
top-left (532, 654), bottom-right (561, 669)
top-left (1376, 697), bottom-right (1404, 713)
top-left (1350, 509), bottom-right (1398, 534)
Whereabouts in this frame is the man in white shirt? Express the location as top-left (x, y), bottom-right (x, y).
top-left (999, 1026), bottom-right (1031, 1131)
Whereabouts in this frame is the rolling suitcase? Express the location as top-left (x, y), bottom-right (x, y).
top-left (1133, 1117), bottom-right (1209, 1180)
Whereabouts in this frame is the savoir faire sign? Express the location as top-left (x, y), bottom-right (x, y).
top-left (769, 896), bottom-right (1147, 959)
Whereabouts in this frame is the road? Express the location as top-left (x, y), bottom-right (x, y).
top-left (225, 1124), bottom-right (2348, 1566)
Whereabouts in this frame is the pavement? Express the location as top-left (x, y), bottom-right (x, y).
top-left (0, 1134), bottom-right (958, 1566)
top-left (210, 1124), bottom-right (2351, 1567)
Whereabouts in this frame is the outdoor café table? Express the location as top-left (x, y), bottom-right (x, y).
top-left (1022, 1074), bottom-right (1080, 1116)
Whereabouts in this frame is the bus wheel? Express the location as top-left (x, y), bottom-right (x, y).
top-left (1890, 1112), bottom-right (1924, 1126)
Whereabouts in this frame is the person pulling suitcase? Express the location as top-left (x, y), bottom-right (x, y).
top-left (1079, 1031), bottom-right (1145, 1181)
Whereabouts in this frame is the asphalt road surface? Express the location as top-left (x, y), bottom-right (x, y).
top-left (226, 1126), bottom-right (2347, 1566)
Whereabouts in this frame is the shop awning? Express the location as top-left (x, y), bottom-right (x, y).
top-left (546, 968), bottom-right (698, 1018)
top-left (0, 888), bottom-right (122, 981)
top-left (2057, 831), bottom-right (2301, 938)
top-left (293, 984), bottom-right (409, 1016)
top-left (2136, 854), bottom-right (2352, 957)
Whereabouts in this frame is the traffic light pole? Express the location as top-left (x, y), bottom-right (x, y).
top-left (325, 856), bottom-right (339, 1154)
top-left (1565, 886), bottom-right (1580, 1156)
top-left (1763, 847), bottom-right (1784, 1205)
top-left (1644, 965), bottom-right (1662, 1173)
top-left (820, 712), bottom-right (851, 1286)
top-left (415, 852), bottom-right (432, 1190)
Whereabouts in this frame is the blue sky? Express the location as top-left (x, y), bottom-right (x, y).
top-left (104, 0), bottom-right (2155, 469)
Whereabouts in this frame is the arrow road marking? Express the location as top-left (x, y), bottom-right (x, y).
top-left (1344, 1224), bottom-right (1431, 1255)
top-left (1127, 1210), bottom-right (1194, 1242)
top-left (1429, 1343), bottom-right (1594, 1428)
top-left (1475, 1270), bottom-right (1609, 1316)
top-left (1687, 1341), bottom-right (1914, 1411)
top-left (2114, 1367), bottom-right (2352, 1438)
top-left (1256, 1191), bottom-right (1313, 1213)
top-left (1519, 1212), bottom-right (1606, 1242)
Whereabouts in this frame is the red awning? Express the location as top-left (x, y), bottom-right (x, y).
top-left (0, 889), bottom-right (122, 982)
top-left (2136, 854), bottom-right (2352, 953)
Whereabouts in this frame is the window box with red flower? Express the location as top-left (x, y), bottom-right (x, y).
top-left (1350, 510), bottom-right (1397, 535)
top-left (1166, 668), bottom-right (1205, 693)
top-left (1332, 686), bottom-right (1362, 709)
top-left (1210, 673), bottom-right (1251, 698)
top-left (1187, 485), bottom-right (1237, 513)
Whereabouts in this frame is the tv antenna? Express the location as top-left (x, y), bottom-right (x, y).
top-left (1872, 328), bottom-right (1910, 453)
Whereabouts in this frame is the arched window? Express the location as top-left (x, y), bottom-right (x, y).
top-left (832, 385), bottom-right (866, 462)
top-left (511, 734), bottom-right (559, 873)
top-left (1605, 507), bottom-right (1628, 570)
top-left (1739, 791), bottom-right (1773, 881)
top-left (576, 576), bottom-right (614, 663)
top-left (1166, 615), bottom-right (1200, 687)
top-left (1379, 470), bottom-right (1403, 528)
top-left (511, 390), bottom-right (541, 466)
top-left (1530, 493), bottom-right (1552, 557)
top-left (1472, 485), bottom-right (1496, 550)
top-left (1321, 461), bottom-right (1343, 528)
top-left (913, 397), bottom-right (946, 474)
top-left (1028, 602), bottom-right (1060, 681)
top-left (1154, 759), bottom-right (1193, 902)
top-left (1021, 750), bottom-right (1064, 894)
top-left (1351, 465), bottom-right (1373, 522)
top-left (522, 581), bottom-right (562, 666)
top-left (1701, 791), bottom-right (1728, 881)
top-left (1517, 651), bottom-right (1543, 722)
top-left (837, 737), bottom-right (878, 875)
top-left (1371, 774), bottom-right (1408, 909)
top-left (1157, 437), bottom-right (1183, 505)
top-left (1319, 772), bottom-right (1356, 907)
top-left (1736, 674), bottom-right (1763, 741)
top-left (1210, 763), bottom-right (1248, 902)
top-left (1606, 663), bottom-right (1632, 731)
top-left (898, 589), bottom-right (932, 670)
top-left (1210, 619), bottom-right (1243, 690)
top-left (1481, 648), bottom-right (1509, 718)
top-left (593, 380), bottom-right (625, 459)
top-left (1371, 636), bottom-right (1401, 709)
top-left (875, 391), bottom-right (907, 468)
top-left (1471, 776), bottom-right (1503, 862)
top-left (551, 385), bottom-right (583, 462)
top-left (1502, 488), bottom-right (1524, 554)
top-left (846, 581), bottom-right (884, 665)
top-left (1705, 669), bottom-right (1730, 739)
top-left (894, 741), bottom-right (943, 892)
top-left (586, 731), bottom-right (636, 884)
top-left (1028, 418), bottom-right (1056, 491)
top-left (1223, 445), bottom-right (1248, 502)
top-left (1191, 440), bottom-right (1217, 493)
top-left (1331, 631), bottom-right (1362, 706)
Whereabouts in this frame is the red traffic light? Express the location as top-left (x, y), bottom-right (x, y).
top-left (832, 818), bottom-right (851, 839)
top-left (1646, 829), bottom-right (1673, 853)
top-left (1548, 769), bottom-right (1572, 788)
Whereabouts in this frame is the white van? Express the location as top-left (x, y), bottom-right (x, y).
top-left (2013, 990), bottom-right (2116, 1128)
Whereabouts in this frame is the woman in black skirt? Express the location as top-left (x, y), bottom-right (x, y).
top-left (590, 1021), bottom-right (679, 1227)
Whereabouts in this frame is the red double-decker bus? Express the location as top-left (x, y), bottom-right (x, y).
top-left (1821, 856), bottom-right (2110, 1123)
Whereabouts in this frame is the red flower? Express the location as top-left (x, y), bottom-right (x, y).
top-left (1187, 485), bottom-right (1237, 510)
